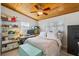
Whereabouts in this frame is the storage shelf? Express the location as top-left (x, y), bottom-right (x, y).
top-left (2, 40), bottom-right (19, 53)
top-left (2, 46), bottom-right (18, 53)
top-left (1, 17), bottom-right (20, 53)
top-left (2, 40), bottom-right (19, 45)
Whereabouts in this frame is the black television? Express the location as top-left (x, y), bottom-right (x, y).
top-left (27, 30), bottom-right (34, 35)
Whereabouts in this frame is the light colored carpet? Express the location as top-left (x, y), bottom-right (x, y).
top-left (2, 49), bottom-right (19, 56)
top-left (2, 48), bottom-right (73, 56)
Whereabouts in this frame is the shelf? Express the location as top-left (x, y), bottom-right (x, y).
top-left (2, 40), bottom-right (19, 45)
top-left (2, 46), bottom-right (18, 53)
top-left (1, 17), bottom-right (20, 53)
top-left (2, 20), bottom-right (17, 23)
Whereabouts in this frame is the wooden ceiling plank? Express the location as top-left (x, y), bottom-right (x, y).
top-left (1, 3), bottom-right (79, 21)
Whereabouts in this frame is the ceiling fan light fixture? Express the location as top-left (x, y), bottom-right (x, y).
top-left (37, 11), bottom-right (43, 15)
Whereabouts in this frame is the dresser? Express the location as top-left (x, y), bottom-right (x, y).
top-left (67, 25), bottom-right (79, 56)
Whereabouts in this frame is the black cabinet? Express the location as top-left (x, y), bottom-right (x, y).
top-left (67, 25), bottom-right (79, 56)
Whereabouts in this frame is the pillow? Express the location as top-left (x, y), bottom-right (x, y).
top-left (57, 32), bottom-right (63, 40)
top-left (39, 31), bottom-right (47, 39)
top-left (47, 32), bottom-right (58, 40)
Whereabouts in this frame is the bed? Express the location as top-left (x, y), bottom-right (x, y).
top-left (24, 33), bottom-right (62, 56)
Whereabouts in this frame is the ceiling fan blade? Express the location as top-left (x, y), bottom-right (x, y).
top-left (43, 12), bottom-right (48, 15)
top-left (43, 7), bottom-right (51, 11)
top-left (37, 14), bottom-right (40, 16)
top-left (30, 11), bottom-right (37, 13)
top-left (34, 5), bottom-right (40, 10)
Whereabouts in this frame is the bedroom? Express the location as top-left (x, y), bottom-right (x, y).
top-left (0, 3), bottom-right (79, 56)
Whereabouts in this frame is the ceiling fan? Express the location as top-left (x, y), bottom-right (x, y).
top-left (31, 4), bottom-right (51, 16)
top-left (30, 4), bottom-right (62, 16)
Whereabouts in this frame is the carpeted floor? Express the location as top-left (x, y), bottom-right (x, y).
top-left (2, 48), bottom-right (73, 56)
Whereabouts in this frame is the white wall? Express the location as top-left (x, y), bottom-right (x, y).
top-left (1, 6), bottom-right (38, 34)
top-left (39, 11), bottom-right (79, 49)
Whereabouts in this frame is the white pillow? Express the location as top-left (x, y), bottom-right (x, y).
top-left (47, 32), bottom-right (58, 40)
top-left (57, 32), bottom-right (62, 39)
top-left (39, 31), bottom-right (47, 39)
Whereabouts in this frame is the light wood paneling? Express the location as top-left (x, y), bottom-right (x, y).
top-left (2, 3), bottom-right (79, 21)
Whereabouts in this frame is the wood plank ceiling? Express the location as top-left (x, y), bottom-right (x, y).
top-left (1, 3), bottom-right (79, 21)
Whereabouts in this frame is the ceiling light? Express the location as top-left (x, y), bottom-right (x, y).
top-left (37, 11), bottom-right (43, 15)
